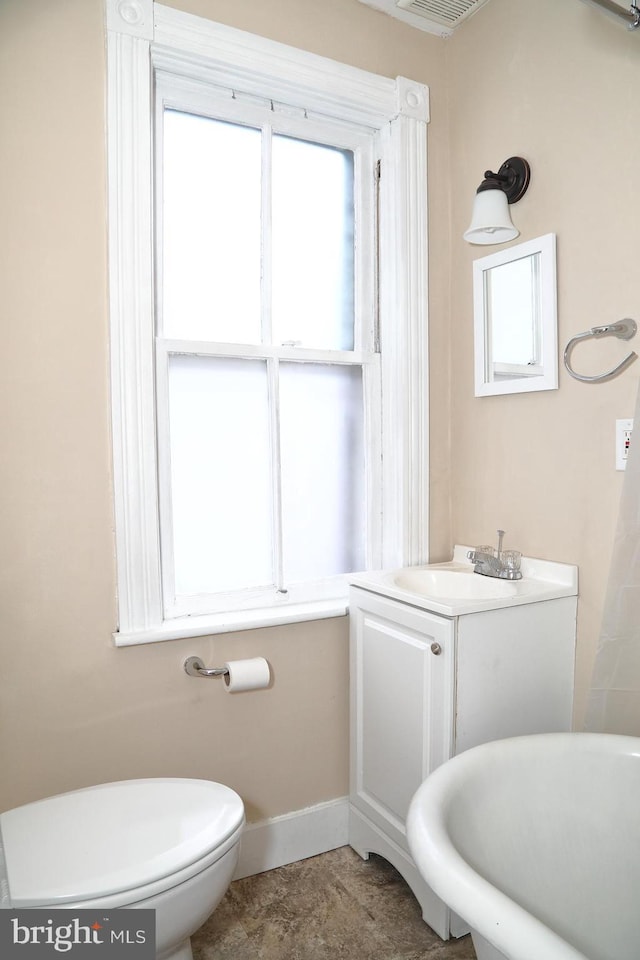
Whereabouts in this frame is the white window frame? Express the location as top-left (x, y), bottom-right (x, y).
top-left (154, 83), bottom-right (380, 619)
top-left (106, 0), bottom-right (430, 646)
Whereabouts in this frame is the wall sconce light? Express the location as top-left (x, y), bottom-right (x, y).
top-left (463, 157), bottom-right (531, 245)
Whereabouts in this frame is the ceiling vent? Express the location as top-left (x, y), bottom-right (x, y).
top-left (357, 0), bottom-right (492, 36)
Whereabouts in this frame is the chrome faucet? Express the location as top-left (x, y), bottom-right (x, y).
top-left (467, 529), bottom-right (522, 580)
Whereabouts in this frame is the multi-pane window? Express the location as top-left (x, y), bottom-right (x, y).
top-left (106, 4), bottom-right (429, 644)
top-left (155, 100), bottom-right (378, 618)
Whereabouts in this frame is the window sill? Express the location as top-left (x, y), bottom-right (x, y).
top-left (112, 598), bottom-right (349, 647)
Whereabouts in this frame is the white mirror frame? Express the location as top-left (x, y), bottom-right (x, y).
top-left (473, 233), bottom-right (558, 397)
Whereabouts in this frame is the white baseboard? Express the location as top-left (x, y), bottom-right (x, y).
top-left (234, 796), bottom-right (349, 880)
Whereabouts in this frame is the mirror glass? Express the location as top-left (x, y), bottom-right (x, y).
top-left (473, 233), bottom-right (557, 396)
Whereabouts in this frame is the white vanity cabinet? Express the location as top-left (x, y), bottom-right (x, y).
top-left (348, 568), bottom-right (577, 940)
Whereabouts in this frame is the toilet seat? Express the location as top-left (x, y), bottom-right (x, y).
top-left (0, 779), bottom-right (244, 909)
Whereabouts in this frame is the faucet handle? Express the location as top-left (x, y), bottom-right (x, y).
top-left (501, 549), bottom-right (521, 574)
top-left (467, 546), bottom-right (495, 565)
top-left (475, 544), bottom-right (496, 557)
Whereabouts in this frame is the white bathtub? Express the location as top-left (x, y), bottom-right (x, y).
top-left (406, 732), bottom-right (640, 960)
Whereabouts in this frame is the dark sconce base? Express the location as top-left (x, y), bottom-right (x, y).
top-left (476, 156), bottom-right (530, 204)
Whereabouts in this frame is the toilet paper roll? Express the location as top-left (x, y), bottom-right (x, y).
top-left (223, 657), bottom-right (271, 693)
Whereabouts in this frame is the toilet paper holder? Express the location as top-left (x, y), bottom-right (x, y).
top-left (184, 656), bottom-right (228, 678)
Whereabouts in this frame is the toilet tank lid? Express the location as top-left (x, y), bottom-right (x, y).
top-left (0, 778), bottom-right (244, 907)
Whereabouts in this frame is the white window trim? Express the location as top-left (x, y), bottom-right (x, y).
top-left (106, 0), bottom-right (430, 646)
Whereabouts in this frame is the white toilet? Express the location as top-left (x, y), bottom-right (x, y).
top-left (0, 778), bottom-right (245, 960)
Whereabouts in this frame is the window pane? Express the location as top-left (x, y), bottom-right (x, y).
top-left (279, 362), bottom-right (365, 581)
top-left (271, 136), bottom-right (354, 350)
top-left (167, 355), bottom-right (273, 596)
top-left (162, 110), bottom-right (262, 343)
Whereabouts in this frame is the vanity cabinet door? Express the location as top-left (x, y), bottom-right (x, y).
top-left (349, 587), bottom-right (455, 852)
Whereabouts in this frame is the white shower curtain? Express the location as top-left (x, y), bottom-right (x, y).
top-left (585, 381), bottom-right (640, 733)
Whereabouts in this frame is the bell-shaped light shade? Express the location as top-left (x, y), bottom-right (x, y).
top-left (463, 189), bottom-right (519, 245)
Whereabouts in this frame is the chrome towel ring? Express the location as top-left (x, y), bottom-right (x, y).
top-left (563, 318), bottom-right (638, 383)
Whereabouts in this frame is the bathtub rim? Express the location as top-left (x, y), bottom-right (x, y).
top-left (406, 732), bottom-right (640, 960)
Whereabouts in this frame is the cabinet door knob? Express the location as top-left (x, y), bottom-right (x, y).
top-left (430, 642), bottom-right (442, 656)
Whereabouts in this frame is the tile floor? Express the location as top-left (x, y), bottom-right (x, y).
top-left (192, 845), bottom-right (477, 959)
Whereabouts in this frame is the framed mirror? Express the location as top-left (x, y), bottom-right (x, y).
top-left (473, 233), bottom-right (557, 396)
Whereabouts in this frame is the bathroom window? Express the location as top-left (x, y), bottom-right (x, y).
top-left (106, 2), bottom-right (429, 644)
top-left (156, 104), bottom-right (372, 617)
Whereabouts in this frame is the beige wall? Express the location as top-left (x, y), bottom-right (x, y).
top-left (445, 0), bottom-right (640, 727)
top-left (0, 0), bottom-right (448, 816)
top-left (2, 0), bottom-right (634, 820)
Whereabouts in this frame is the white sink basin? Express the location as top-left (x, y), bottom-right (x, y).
top-left (349, 545), bottom-right (579, 617)
top-left (393, 568), bottom-right (518, 600)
